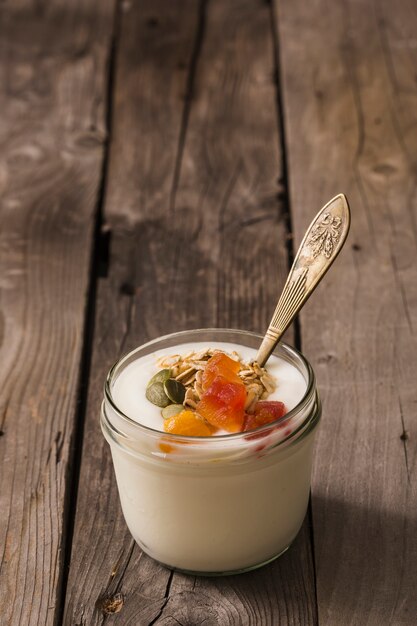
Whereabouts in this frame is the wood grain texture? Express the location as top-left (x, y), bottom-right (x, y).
top-left (62, 2), bottom-right (202, 624)
top-left (275, 0), bottom-right (417, 623)
top-left (0, 1), bottom-right (115, 625)
top-left (63, 0), bottom-right (317, 624)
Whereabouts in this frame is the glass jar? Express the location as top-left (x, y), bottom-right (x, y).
top-left (101, 328), bottom-right (321, 575)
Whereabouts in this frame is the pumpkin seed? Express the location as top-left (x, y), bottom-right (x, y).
top-left (146, 368), bottom-right (171, 388)
top-left (164, 378), bottom-right (186, 404)
top-left (145, 382), bottom-right (170, 407)
top-left (161, 404), bottom-right (184, 420)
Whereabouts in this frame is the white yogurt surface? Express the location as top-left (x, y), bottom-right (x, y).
top-left (112, 341), bottom-right (307, 433)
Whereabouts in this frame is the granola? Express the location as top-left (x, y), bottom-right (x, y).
top-left (158, 348), bottom-right (276, 414)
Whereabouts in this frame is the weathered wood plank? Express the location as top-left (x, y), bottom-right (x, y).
top-left (64, 0), bottom-right (317, 624)
top-left (62, 2), bottom-right (202, 623)
top-left (275, 0), bottom-right (417, 623)
top-left (0, 2), bottom-right (116, 625)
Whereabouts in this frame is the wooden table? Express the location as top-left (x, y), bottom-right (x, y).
top-left (1, 1), bottom-right (416, 624)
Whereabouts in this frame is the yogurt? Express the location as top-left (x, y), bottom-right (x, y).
top-left (101, 329), bottom-right (320, 574)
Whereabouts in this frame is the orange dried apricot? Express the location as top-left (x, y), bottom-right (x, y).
top-left (196, 376), bottom-right (246, 433)
top-left (163, 410), bottom-right (213, 437)
top-left (202, 353), bottom-right (241, 390)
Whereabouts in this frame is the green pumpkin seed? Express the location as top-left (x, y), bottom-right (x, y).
top-left (161, 404), bottom-right (184, 420)
top-left (164, 379), bottom-right (186, 404)
top-left (145, 382), bottom-right (170, 407)
top-left (146, 368), bottom-right (171, 388)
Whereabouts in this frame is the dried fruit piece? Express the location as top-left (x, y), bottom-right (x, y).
top-left (161, 404), bottom-right (184, 420)
top-left (202, 353), bottom-right (241, 391)
top-left (147, 368), bottom-right (171, 388)
top-left (164, 410), bottom-right (213, 436)
top-left (164, 379), bottom-right (186, 404)
top-left (243, 401), bottom-right (286, 432)
top-left (196, 376), bottom-right (246, 433)
top-left (159, 440), bottom-right (173, 454)
top-left (146, 382), bottom-right (170, 407)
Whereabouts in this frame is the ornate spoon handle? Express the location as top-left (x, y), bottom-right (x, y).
top-left (256, 194), bottom-right (351, 366)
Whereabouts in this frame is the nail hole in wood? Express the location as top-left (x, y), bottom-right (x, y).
top-left (101, 593), bottom-right (124, 614)
top-left (120, 282), bottom-right (135, 296)
top-left (318, 354), bottom-right (336, 364)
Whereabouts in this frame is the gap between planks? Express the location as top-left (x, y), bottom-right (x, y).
top-left (56, 2), bottom-right (122, 624)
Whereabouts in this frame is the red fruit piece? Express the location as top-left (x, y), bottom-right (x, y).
top-left (202, 353), bottom-right (241, 391)
top-left (243, 401), bottom-right (286, 432)
top-left (197, 376), bottom-right (246, 433)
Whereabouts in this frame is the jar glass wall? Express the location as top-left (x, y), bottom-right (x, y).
top-left (101, 328), bottom-right (321, 575)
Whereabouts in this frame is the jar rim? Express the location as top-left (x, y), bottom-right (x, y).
top-left (103, 328), bottom-right (317, 444)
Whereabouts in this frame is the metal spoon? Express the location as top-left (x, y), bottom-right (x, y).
top-left (256, 194), bottom-right (351, 367)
